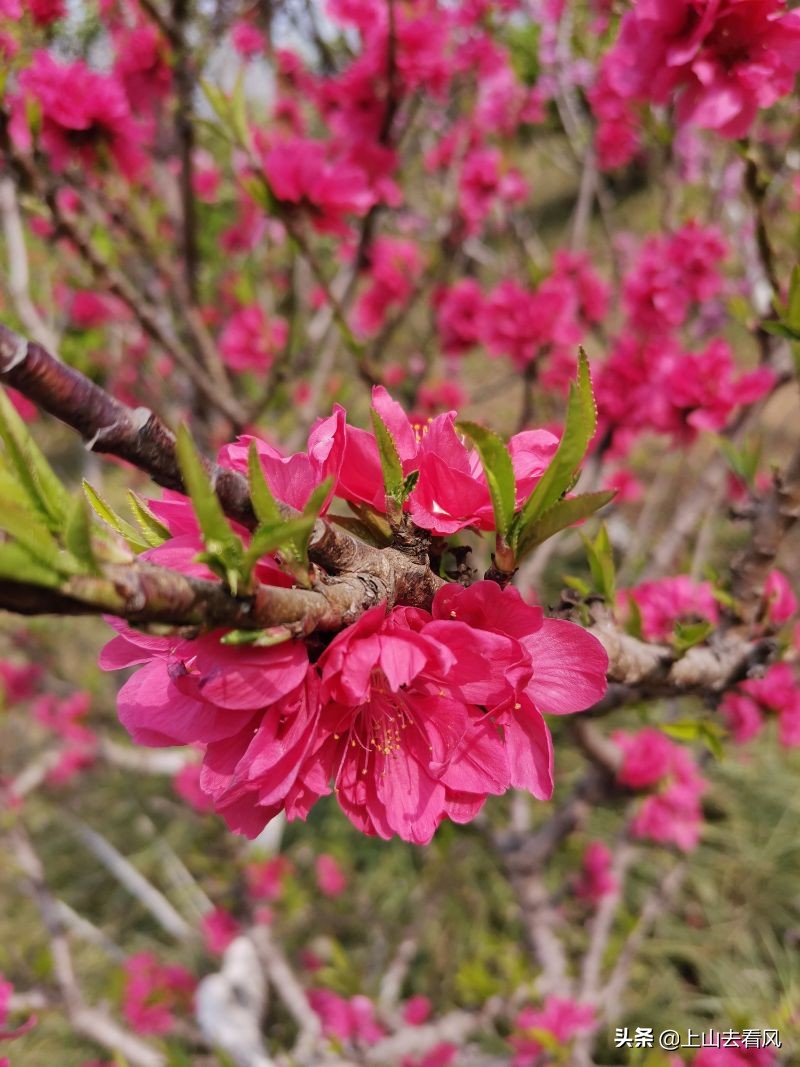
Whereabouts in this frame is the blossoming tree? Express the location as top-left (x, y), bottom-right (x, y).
top-left (0, 1), bottom-right (799, 1065)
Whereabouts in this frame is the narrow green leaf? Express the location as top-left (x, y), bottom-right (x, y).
top-left (230, 69), bottom-right (251, 147)
top-left (64, 496), bottom-right (98, 572)
top-left (512, 349), bottom-right (597, 541)
top-left (660, 720), bottom-right (702, 742)
top-left (0, 387), bottom-right (69, 527)
top-left (403, 470), bottom-right (419, 495)
top-left (516, 490), bottom-right (615, 557)
top-left (128, 492), bottom-right (171, 548)
top-left (761, 320), bottom-right (800, 340)
top-left (786, 264), bottom-right (800, 332)
top-left (371, 408), bottom-right (405, 504)
top-left (716, 436), bottom-right (761, 486)
top-left (176, 425), bottom-right (244, 592)
top-left (248, 441), bottom-right (282, 526)
top-left (84, 482), bottom-right (148, 551)
top-left (176, 425), bottom-right (242, 555)
top-left (563, 574), bottom-right (591, 597)
top-left (0, 541), bottom-right (60, 587)
top-left (242, 518), bottom-right (315, 575)
top-left (303, 476), bottom-right (333, 521)
top-left (581, 523), bottom-right (616, 603)
top-left (673, 619), bottom-right (713, 653)
top-left (661, 719), bottom-right (724, 760)
top-left (625, 594), bottom-right (644, 639)
top-left (457, 421), bottom-right (516, 538)
top-left (221, 627), bottom-right (293, 647)
top-left (0, 463), bottom-right (46, 513)
top-left (0, 499), bottom-right (66, 570)
top-left (294, 476), bottom-right (333, 562)
top-left (199, 79), bottom-right (229, 125)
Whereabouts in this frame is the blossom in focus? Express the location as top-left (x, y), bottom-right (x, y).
top-left (219, 405), bottom-right (346, 512)
top-left (99, 394), bottom-right (608, 844)
top-left (315, 603), bottom-right (514, 844)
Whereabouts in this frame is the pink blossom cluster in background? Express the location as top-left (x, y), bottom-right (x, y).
top-left (615, 728), bottom-right (708, 852)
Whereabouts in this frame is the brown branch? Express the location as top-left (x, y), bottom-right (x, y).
top-left (586, 603), bottom-right (774, 694)
top-left (0, 553), bottom-right (435, 634)
top-left (731, 447), bottom-right (800, 624)
top-left (171, 0), bottom-right (199, 301)
top-left (0, 324), bottom-right (444, 628)
top-left (0, 324), bottom-right (794, 663)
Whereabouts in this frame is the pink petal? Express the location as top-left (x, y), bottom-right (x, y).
top-left (523, 619), bottom-right (608, 715)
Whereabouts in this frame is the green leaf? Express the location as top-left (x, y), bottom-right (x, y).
top-left (581, 522), bottom-right (616, 603)
top-left (457, 421), bottom-right (516, 538)
top-left (64, 497), bottom-right (98, 572)
top-left (716, 435), bottom-right (761, 487)
top-left (516, 489), bottom-right (615, 557)
top-left (761, 320), bottom-right (800, 340)
top-left (0, 387), bottom-right (69, 528)
top-left (0, 499), bottom-right (66, 571)
top-left (199, 79), bottom-right (229, 126)
top-left (303, 477), bottom-right (333, 521)
top-left (241, 517), bottom-right (315, 576)
top-left (785, 264), bottom-right (800, 333)
top-left (295, 476), bottom-right (332, 559)
top-left (0, 462), bottom-right (47, 514)
top-left (625, 594), bottom-right (644, 639)
top-left (661, 719), bottom-right (725, 760)
top-left (673, 619), bottom-right (714, 654)
top-left (371, 408), bottom-right (405, 504)
top-left (127, 492), bottom-right (171, 548)
top-left (248, 441), bottom-right (283, 526)
top-left (221, 627), bottom-right (293, 647)
top-left (511, 349), bottom-right (597, 541)
top-left (563, 574), bottom-right (591, 597)
top-left (176, 424), bottom-right (242, 551)
top-left (176, 424), bottom-right (244, 591)
top-left (83, 482), bottom-right (148, 552)
top-left (0, 541), bottom-right (60, 587)
top-left (230, 69), bottom-right (251, 147)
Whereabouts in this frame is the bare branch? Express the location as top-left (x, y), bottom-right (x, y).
top-left (66, 817), bottom-right (194, 942)
top-left (10, 826), bottom-right (166, 1067)
top-left (250, 925), bottom-right (322, 1058)
top-left (0, 176), bottom-right (59, 351)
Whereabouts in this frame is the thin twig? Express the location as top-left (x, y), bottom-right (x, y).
top-left (66, 816), bottom-right (194, 942)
